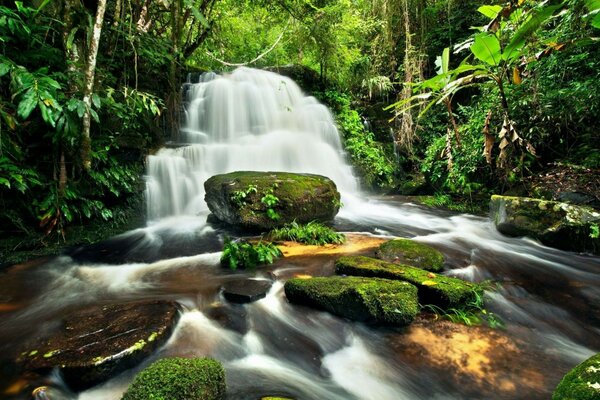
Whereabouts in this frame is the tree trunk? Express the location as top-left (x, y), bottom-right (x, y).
top-left (395, 0), bottom-right (416, 153)
top-left (81, 0), bottom-right (108, 171)
top-left (167, 0), bottom-right (183, 141)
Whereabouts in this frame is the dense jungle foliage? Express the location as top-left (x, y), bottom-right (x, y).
top-left (0, 0), bottom-right (599, 262)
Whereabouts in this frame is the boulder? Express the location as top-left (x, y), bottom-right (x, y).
top-left (204, 171), bottom-right (340, 231)
top-left (335, 256), bottom-right (481, 309)
top-left (122, 357), bottom-right (226, 400)
top-left (284, 276), bottom-right (419, 326)
top-left (376, 238), bottom-right (444, 272)
top-left (205, 304), bottom-right (249, 334)
top-left (553, 352), bottom-right (600, 400)
top-left (17, 301), bottom-right (180, 390)
top-left (222, 279), bottom-right (272, 303)
top-left (490, 195), bottom-right (600, 255)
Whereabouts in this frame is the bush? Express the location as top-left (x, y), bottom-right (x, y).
top-left (269, 221), bottom-right (345, 245)
top-left (220, 238), bottom-right (283, 270)
top-left (121, 357), bottom-right (226, 400)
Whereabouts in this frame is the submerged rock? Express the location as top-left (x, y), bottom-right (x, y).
top-left (204, 171), bottom-right (340, 231)
top-left (222, 279), bottom-right (272, 303)
top-left (284, 276), bottom-right (419, 325)
top-left (17, 301), bottom-right (180, 391)
top-left (376, 238), bottom-right (444, 272)
top-left (553, 352), bottom-right (600, 400)
top-left (335, 256), bottom-right (481, 309)
top-left (490, 195), bottom-right (600, 254)
top-left (122, 357), bottom-right (225, 400)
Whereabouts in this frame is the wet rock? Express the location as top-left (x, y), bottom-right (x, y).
top-left (490, 195), bottom-right (600, 255)
top-left (553, 352), bottom-right (600, 400)
top-left (284, 276), bottom-right (419, 326)
top-left (376, 238), bottom-right (444, 272)
top-left (204, 171), bottom-right (340, 231)
top-left (17, 300), bottom-right (180, 391)
top-left (222, 279), bottom-right (272, 303)
top-left (122, 357), bottom-right (225, 400)
top-left (335, 256), bottom-right (481, 309)
top-left (205, 304), bottom-right (249, 334)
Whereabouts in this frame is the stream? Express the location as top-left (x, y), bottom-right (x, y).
top-left (1, 68), bottom-right (599, 399)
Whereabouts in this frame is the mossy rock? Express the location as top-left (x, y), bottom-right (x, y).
top-left (122, 357), bottom-right (226, 400)
top-left (284, 276), bottom-right (419, 326)
top-left (204, 171), bottom-right (340, 231)
top-left (490, 195), bottom-right (600, 255)
top-left (17, 301), bottom-right (180, 391)
top-left (335, 256), bottom-right (481, 309)
top-left (553, 353), bottom-right (600, 400)
top-left (376, 238), bottom-right (444, 272)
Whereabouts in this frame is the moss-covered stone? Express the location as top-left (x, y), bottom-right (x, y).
top-left (490, 195), bottom-right (600, 255)
top-left (376, 238), bottom-right (444, 272)
top-left (284, 276), bottom-right (419, 325)
top-left (204, 171), bottom-right (340, 231)
top-left (553, 353), bottom-right (600, 400)
top-left (335, 256), bottom-right (480, 309)
top-left (17, 301), bottom-right (180, 390)
top-left (122, 357), bottom-right (225, 400)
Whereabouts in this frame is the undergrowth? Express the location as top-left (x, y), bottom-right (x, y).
top-left (422, 284), bottom-right (504, 329)
top-left (269, 221), bottom-right (346, 245)
top-left (220, 237), bottom-right (282, 270)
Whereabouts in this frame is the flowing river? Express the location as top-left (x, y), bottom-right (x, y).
top-left (1, 68), bottom-right (599, 400)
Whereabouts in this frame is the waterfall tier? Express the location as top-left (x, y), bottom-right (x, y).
top-left (146, 67), bottom-right (359, 221)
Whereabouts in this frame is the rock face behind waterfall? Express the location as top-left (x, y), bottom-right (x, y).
top-left (490, 195), bottom-right (600, 255)
top-left (204, 171), bottom-right (340, 231)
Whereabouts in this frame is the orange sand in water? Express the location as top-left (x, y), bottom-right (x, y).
top-left (393, 318), bottom-right (546, 395)
top-left (276, 233), bottom-right (387, 258)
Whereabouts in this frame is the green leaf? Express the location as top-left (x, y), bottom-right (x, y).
top-left (586, 0), bottom-right (600, 11)
top-left (504, 4), bottom-right (564, 61)
top-left (76, 101), bottom-right (85, 118)
top-left (592, 12), bottom-right (600, 29)
top-left (478, 5), bottom-right (503, 19)
top-left (471, 33), bottom-right (501, 66)
top-left (91, 93), bottom-right (101, 108)
top-left (0, 62), bottom-right (10, 77)
top-left (17, 89), bottom-right (37, 119)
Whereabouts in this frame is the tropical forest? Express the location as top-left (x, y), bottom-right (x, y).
top-left (0, 0), bottom-right (599, 399)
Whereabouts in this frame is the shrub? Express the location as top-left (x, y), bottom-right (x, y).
top-left (220, 238), bottom-right (283, 270)
top-left (269, 221), bottom-right (345, 245)
top-left (121, 357), bottom-right (225, 400)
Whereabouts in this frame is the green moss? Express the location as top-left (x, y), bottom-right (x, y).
top-left (121, 357), bottom-right (226, 400)
top-left (43, 350), bottom-right (60, 358)
top-left (335, 256), bottom-right (481, 309)
top-left (553, 353), bottom-right (600, 400)
top-left (284, 276), bottom-right (419, 325)
top-left (377, 238), bottom-right (444, 272)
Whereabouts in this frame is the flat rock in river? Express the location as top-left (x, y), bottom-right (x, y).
top-left (16, 300), bottom-right (180, 391)
top-left (222, 279), bottom-right (272, 303)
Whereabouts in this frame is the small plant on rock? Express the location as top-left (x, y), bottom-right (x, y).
top-left (220, 237), bottom-right (283, 270)
top-left (269, 221), bottom-right (345, 245)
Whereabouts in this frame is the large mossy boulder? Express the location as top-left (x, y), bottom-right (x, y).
top-left (376, 238), bottom-right (444, 272)
top-left (204, 171), bottom-right (340, 231)
top-left (122, 357), bottom-right (226, 400)
top-left (553, 353), bottom-right (600, 400)
top-left (17, 301), bottom-right (180, 390)
top-left (335, 256), bottom-right (480, 309)
top-left (284, 276), bottom-right (419, 325)
top-left (490, 195), bottom-right (600, 254)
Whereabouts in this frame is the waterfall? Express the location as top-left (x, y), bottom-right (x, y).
top-left (145, 67), bottom-right (359, 222)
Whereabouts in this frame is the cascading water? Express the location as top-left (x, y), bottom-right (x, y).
top-left (145, 67), bottom-right (359, 221)
top-left (1, 67), bottom-right (600, 400)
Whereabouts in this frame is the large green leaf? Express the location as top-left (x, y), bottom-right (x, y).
top-left (503, 4), bottom-right (564, 61)
top-left (17, 89), bottom-right (37, 119)
top-left (471, 33), bottom-right (501, 66)
top-left (478, 5), bottom-right (503, 19)
top-left (593, 12), bottom-right (600, 28)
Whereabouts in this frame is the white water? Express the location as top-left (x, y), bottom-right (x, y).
top-left (146, 67), bottom-right (359, 221)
